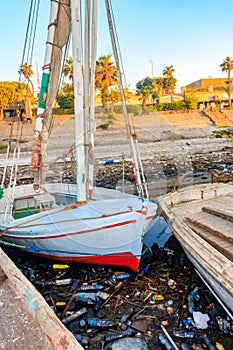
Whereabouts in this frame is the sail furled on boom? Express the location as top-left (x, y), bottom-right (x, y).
top-left (31, 0), bottom-right (71, 189)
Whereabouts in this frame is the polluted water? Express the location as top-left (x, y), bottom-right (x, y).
top-left (2, 235), bottom-right (233, 350)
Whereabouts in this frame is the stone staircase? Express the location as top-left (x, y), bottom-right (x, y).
top-left (205, 110), bottom-right (233, 127)
top-left (162, 111), bottom-right (212, 127)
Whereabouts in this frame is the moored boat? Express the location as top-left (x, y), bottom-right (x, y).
top-left (0, 0), bottom-right (159, 272)
top-left (158, 182), bottom-right (233, 315)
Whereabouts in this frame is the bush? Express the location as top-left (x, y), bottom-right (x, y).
top-left (97, 123), bottom-right (110, 129)
top-left (53, 108), bottom-right (74, 115)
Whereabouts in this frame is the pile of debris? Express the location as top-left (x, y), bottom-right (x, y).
top-left (4, 237), bottom-right (232, 349)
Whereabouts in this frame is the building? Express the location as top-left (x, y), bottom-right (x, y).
top-left (182, 77), bottom-right (231, 108)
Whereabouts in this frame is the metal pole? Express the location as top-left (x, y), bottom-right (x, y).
top-left (149, 60), bottom-right (154, 77)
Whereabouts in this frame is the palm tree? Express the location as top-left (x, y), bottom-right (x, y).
top-left (19, 63), bottom-right (34, 95)
top-left (63, 56), bottom-right (74, 87)
top-left (95, 54), bottom-right (118, 107)
top-left (162, 65), bottom-right (176, 94)
top-left (163, 65), bottom-right (175, 78)
top-left (220, 56), bottom-right (233, 107)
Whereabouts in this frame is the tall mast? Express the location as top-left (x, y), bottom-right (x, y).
top-left (71, 0), bottom-right (86, 201)
top-left (88, 0), bottom-right (98, 198)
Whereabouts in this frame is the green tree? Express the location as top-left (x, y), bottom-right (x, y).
top-left (95, 54), bottom-right (118, 107)
top-left (0, 82), bottom-right (16, 111)
top-left (220, 56), bottom-right (233, 107)
top-left (0, 81), bottom-right (31, 118)
top-left (18, 63), bottom-right (34, 95)
top-left (135, 77), bottom-right (160, 107)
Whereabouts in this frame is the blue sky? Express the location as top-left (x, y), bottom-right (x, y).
top-left (1, 0), bottom-right (233, 93)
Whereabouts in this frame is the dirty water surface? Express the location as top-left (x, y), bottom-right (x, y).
top-left (3, 235), bottom-right (233, 350)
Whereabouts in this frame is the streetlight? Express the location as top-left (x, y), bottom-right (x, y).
top-left (149, 60), bottom-right (154, 77)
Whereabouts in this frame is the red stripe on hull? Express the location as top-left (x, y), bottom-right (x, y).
top-left (5, 219), bottom-right (137, 240)
top-left (18, 249), bottom-right (140, 272)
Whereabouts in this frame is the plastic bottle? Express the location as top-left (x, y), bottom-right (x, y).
top-left (180, 343), bottom-right (193, 350)
top-left (215, 342), bottom-right (226, 350)
top-left (187, 293), bottom-right (195, 314)
top-left (209, 304), bottom-right (220, 329)
top-left (203, 334), bottom-right (217, 350)
top-left (61, 307), bottom-right (87, 324)
top-left (167, 251), bottom-right (175, 267)
top-left (70, 279), bottom-right (80, 292)
top-left (53, 264), bottom-right (70, 269)
top-left (35, 280), bottom-right (54, 286)
top-left (74, 292), bottom-right (99, 305)
top-left (191, 286), bottom-right (200, 302)
top-left (28, 267), bottom-right (36, 283)
top-left (111, 272), bottom-right (132, 282)
top-left (78, 284), bottom-right (104, 291)
top-left (104, 328), bottom-right (137, 343)
top-left (74, 333), bottom-right (90, 347)
top-left (173, 330), bottom-right (195, 338)
top-left (157, 333), bottom-right (173, 350)
top-left (179, 254), bottom-right (186, 267)
top-left (120, 307), bottom-right (135, 324)
top-left (183, 317), bottom-right (195, 329)
top-left (88, 317), bottom-right (117, 328)
top-left (55, 278), bottom-right (72, 285)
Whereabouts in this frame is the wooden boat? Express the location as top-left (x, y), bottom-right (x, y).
top-left (158, 182), bottom-right (233, 315)
top-left (0, 247), bottom-right (82, 349)
top-left (0, 0), bottom-right (160, 272)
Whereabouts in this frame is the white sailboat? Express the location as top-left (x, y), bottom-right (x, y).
top-left (0, 0), bottom-right (159, 272)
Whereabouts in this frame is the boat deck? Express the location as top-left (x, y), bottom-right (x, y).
top-left (0, 248), bottom-right (82, 350)
top-left (163, 184), bottom-right (233, 261)
top-left (0, 265), bottom-right (53, 350)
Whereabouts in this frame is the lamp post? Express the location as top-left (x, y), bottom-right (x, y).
top-left (149, 60), bottom-right (154, 77)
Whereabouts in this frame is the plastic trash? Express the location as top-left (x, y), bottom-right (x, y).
top-left (187, 293), bottom-right (195, 314)
top-left (88, 317), bottom-right (117, 328)
top-left (74, 292), bottom-right (99, 305)
top-left (111, 273), bottom-right (132, 282)
top-left (167, 251), bottom-right (175, 267)
top-left (193, 311), bottom-right (210, 329)
top-left (55, 278), bottom-right (72, 285)
top-left (61, 307), bottom-right (87, 324)
top-left (191, 286), bottom-right (200, 302)
top-left (104, 337), bottom-right (149, 350)
top-left (78, 284), bottom-right (104, 291)
top-left (158, 333), bottom-right (173, 350)
top-left (104, 328), bottom-right (137, 343)
top-left (74, 333), bottom-right (90, 347)
top-left (53, 264), bottom-right (70, 269)
top-left (203, 334), bottom-right (217, 350)
top-left (173, 330), bottom-right (195, 338)
top-left (28, 267), bottom-right (36, 283)
top-left (179, 253), bottom-right (186, 267)
top-left (208, 304), bottom-right (220, 329)
top-left (180, 343), bottom-right (193, 350)
top-left (120, 307), bottom-right (135, 324)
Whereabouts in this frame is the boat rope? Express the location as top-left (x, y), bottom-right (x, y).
top-left (105, 0), bottom-right (147, 203)
top-left (0, 239), bottom-right (149, 258)
top-left (20, 0), bottom-right (40, 69)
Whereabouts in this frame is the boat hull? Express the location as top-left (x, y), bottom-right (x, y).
top-left (0, 184), bottom-right (158, 272)
top-left (159, 183), bottom-right (233, 314)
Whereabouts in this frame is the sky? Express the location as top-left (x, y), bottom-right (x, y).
top-left (1, 0), bottom-right (233, 94)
